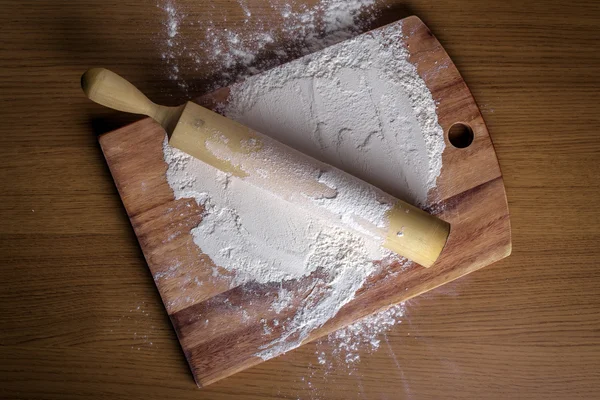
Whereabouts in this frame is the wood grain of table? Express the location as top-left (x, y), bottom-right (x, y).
top-left (1, 1), bottom-right (599, 399)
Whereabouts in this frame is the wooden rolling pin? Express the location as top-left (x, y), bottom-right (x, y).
top-left (82, 68), bottom-right (450, 267)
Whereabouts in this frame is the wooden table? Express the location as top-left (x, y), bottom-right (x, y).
top-left (1, 1), bottom-right (599, 398)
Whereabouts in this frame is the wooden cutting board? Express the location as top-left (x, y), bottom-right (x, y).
top-left (99, 16), bottom-right (511, 387)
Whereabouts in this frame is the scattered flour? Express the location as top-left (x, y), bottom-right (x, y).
top-left (158, 0), bottom-right (444, 367)
top-left (157, 0), bottom-right (382, 93)
top-left (160, 1), bottom-right (187, 89)
top-left (318, 302), bottom-right (406, 367)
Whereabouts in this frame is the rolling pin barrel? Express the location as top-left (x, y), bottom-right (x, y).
top-left (82, 68), bottom-right (450, 267)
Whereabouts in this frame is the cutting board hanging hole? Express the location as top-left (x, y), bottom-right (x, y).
top-left (448, 122), bottom-right (474, 148)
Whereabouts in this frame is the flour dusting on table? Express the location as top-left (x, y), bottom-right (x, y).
top-left (158, 0), bottom-right (381, 92)
top-left (158, 0), bottom-right (444, 366)
top-left (317, 302), bottom-right (406, 367)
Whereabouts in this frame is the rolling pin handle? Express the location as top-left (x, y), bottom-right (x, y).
top-left (81, 68), bottom-right (160, 117)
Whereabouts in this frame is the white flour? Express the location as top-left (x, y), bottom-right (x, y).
top-left (222, 26), bottom-right (443, 205)
top-left (159, 1), bottom-right (444, 363)
top-left (165, 137), bottom-right (389, 285)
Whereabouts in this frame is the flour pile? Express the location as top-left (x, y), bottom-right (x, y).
top-left (222, 26), bottom-right (444, 205)
top-left (159, 1), bottom-right (445, 363)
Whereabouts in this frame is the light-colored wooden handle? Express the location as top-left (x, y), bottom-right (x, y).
top-left (81, 68), bottom-right (183, 133)
top-left (81, 68), bottom-right (158, 116)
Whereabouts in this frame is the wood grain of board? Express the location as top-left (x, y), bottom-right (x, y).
top-left (2, 1), bottom-right (599, 399)
top-left (99, 16), bottom-right (511, 387)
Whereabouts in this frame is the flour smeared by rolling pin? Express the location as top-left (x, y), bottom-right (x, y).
top-left (162, 23), bottom-right (444, 359)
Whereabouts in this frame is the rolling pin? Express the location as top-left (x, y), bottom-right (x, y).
top-left (82, 68), bottom-right (450, 267)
